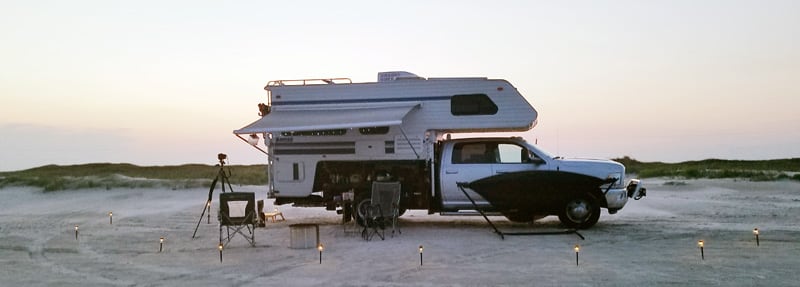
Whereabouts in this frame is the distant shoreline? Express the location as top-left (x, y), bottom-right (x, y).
top-left (2, 159), bottom-right (799, 192)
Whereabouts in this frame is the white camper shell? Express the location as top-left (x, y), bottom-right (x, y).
top-left (235, 72), bottom-right (537, 200)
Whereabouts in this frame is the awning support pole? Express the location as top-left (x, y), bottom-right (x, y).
top-left (399, 127), bottom-right (419, 159)
top-left (235, 134), bottom-right (269, 156)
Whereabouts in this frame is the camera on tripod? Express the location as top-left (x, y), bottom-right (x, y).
top-left (192, 152), bottom-right (234, 239)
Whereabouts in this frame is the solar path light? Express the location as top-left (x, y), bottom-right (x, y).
top-left (698, 240), bottom-right (705, 260)
top-left (109, 211), bottom-right (113, 225)
top-left (574, 244), bottom-right (580, 266)
top-left (159, 237), bottom-right (164, 252)
top-left (753, 228), bottom-right (760, 246)
top-left (419, 245), bottom-right (424, 266)
top-left (318, 244), bottom-right (324, 264)
top-left (218, 243), bottom-right (224, 262)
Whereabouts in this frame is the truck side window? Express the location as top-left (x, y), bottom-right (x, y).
top-left (452, 143), bottom-right (493, 164)
top-left (497, 143), bottom-right (525, 163)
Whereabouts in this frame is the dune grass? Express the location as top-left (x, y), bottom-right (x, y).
top-left (614, 157), bottom-right (800, 181)
top-left (0, 163), bottom-right (267, 192)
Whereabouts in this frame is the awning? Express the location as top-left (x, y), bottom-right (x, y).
top-left (234, 103), bottom-right (420, 134)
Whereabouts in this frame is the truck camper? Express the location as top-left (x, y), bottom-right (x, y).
top-left (235, 72), bottom-right (645, 229)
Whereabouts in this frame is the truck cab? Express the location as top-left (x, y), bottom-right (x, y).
top-left (437, 137), bottom-right (636, 228)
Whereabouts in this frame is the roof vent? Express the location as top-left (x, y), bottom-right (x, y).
top-left (377, 71), bottom-right (424, 82)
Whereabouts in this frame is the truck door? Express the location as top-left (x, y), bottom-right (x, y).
top-left (439, 142), bottom-right (494, 209)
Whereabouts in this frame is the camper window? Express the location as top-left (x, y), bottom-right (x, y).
top-left (359, 126), bottom-right (390, 135)
top-left (280, 129), bottom-right (347, 136)
top-left (450, 94), bottom-right (498, 116)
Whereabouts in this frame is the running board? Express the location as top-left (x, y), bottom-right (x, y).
top-left (440, 211), bottom-right (503, 216)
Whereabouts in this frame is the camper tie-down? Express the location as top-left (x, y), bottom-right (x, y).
top-left (235, 71), bottom-right (645, 229)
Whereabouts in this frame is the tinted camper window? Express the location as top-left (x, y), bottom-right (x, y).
top-left (450, 94), bottom-right (498, 116)
top-left (359, 126), bottom-right (390, 135)
top-left (280, 129), bottom-right (346, 136)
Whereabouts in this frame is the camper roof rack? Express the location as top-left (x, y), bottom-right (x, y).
top-left (266, 78), bottom-right (352, 87)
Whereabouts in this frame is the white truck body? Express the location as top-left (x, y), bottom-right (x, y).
top-left (235, 72), bottom-right (643, 228)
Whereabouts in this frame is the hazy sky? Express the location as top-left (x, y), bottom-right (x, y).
top-left (2, 0), bottom-right (799, 171)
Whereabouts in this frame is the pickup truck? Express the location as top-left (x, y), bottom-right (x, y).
top-left (234, 72), bottom-right (645, 229)
top-left (308, 136), bottom-right (644, 229)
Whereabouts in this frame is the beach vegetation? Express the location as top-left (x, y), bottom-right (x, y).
top-left (0, 163), bottom-right (267, 191)
top-left (614, 156), bottom-right (800, 181)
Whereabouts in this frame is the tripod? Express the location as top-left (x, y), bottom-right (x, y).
top-left (192, 154), bottom-right (234, 239)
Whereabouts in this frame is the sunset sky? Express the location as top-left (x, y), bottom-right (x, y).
top-left (2, 0), bottom-right (799, 171)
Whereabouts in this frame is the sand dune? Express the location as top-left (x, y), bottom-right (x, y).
top-left (1, 179), bottom-right (799, 286)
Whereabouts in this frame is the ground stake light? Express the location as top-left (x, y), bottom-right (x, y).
top-left (75, 225), bottom-right (79, 240)
top-left (698, 240), bottom-right (705, 260)
top-left (109, 212), bottom-right (113, 225)
top-left (753, 228), bottom-right (760, 246)
top-left (574, 244), bottom-right (580, 266)
top-left (419, 245), bottom-right (424, 266)
top-left (218, 243), bottom-right (224, 263)
top-left (159, 237), bottom-right (164, 252)
top-left (318, 244), bottom-right (324, 264)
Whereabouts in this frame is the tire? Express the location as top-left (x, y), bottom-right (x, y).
top-left (558, 193), bottom-right (601, 229)
top-left (353, 192), bottom-right (371, 227)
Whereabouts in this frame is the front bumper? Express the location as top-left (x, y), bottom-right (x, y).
top-left (605, 187), bottom-right (629, 210)
top-left (605, 179), bottom-right (646, 210)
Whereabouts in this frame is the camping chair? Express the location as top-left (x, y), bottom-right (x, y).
top-left (361, 203), bottom-right (385, 241)
top-left (218, 192), bottom-right (256, 247)
top-left (370, 181), bottom-right (402, 238)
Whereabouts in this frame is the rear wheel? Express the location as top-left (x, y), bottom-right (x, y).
top-left (353, 192), bottom-right (371, 227)
top-left (558, 193), bottom-right (600, 229)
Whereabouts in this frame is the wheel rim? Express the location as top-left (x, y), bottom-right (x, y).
top-left (565, 199), bottom-right (591, 222)
top-left (356, 199), bottom-right (371, 220)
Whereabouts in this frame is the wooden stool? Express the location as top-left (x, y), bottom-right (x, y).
top-left (263, 211), bottom-right (285, 222)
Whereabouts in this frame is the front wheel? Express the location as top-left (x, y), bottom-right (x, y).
top-left (558, 193), bottom-right (600, 229)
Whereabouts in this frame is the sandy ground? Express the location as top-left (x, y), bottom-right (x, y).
top-left (1, 178), bottom-right (799, 286)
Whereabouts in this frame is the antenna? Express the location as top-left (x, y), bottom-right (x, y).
top-left (556, 127), bottom-right (560, 157)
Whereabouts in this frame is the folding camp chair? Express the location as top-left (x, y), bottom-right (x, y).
top-left (368, 181), bottom-right (402, 238)
top-left (218, 192), bottom-right (256, 247)
top-left (361, 203), bottom-right (385, 241)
